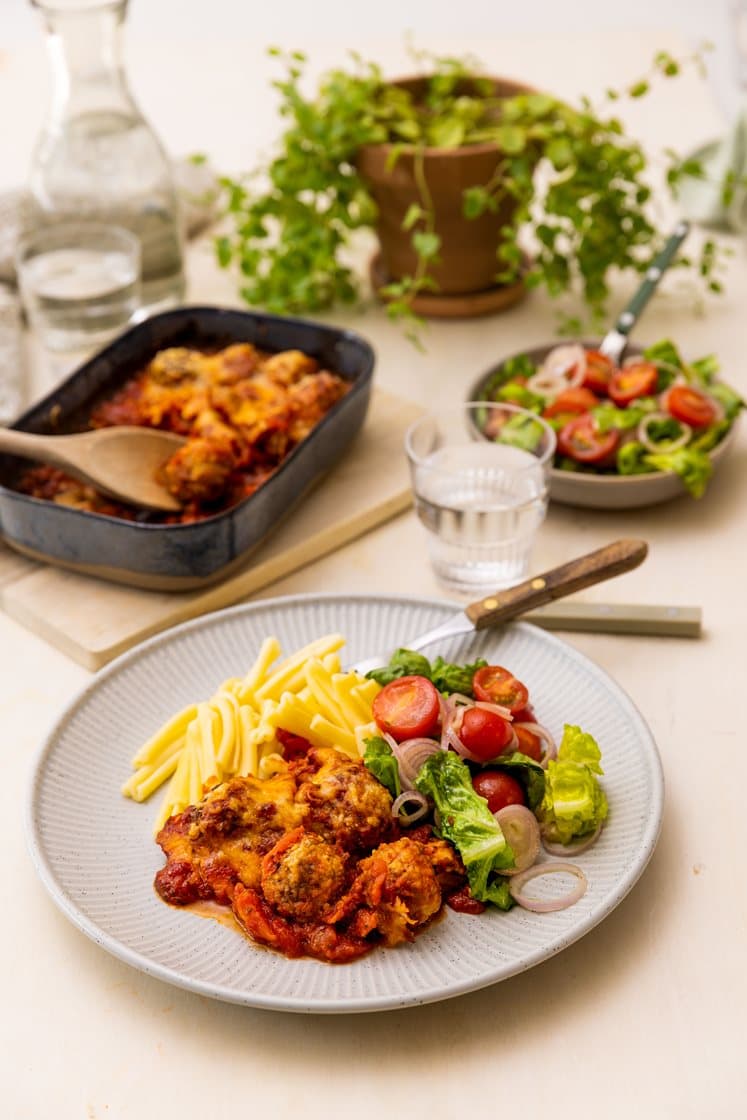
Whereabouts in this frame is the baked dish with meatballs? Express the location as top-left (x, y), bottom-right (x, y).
top-left (17, 342), bottom-right (351, 522)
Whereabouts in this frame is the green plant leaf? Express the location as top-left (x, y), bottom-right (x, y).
top-left (462, 186), bottom-right (490, 219)
top-left (412, 230), bottom-right (441, 260)
top-left (494, 124), bottom-right (527, 153)
top-left (428, 115), bottom-right (466, 148)
top-left (402, 202), bottom-right (426, 230)
top-left (213, 43), bottom-right (728, 342)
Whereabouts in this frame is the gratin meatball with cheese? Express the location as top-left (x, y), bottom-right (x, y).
top-left (159, 436), bottom-right (237, 504)
top-left (330, 837), bottom-right (444, 946)
top-left (291, 747), bottom-right (396, 852)
top-left (260, 826), bottom-right (350, 922)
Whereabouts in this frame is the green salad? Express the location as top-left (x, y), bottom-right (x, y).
top-left (479, 338), bottom-right (743, 497)
top-left (363, 648), bottom-right (608, 914)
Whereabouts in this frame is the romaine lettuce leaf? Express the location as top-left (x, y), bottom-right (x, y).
top-left (689, 353), bottom-right (720, 383)
top-left (557, 724), bottom-right (604, 772)
top-left (708, 382), bottom-right (744, 422)
top-left (495, 412), bottom-right (547, 453)
top-left (642, 415), bottom-right (686, 445)
top-left (365, 648), bottom-right (432, 686)
top-left (536, 724), bottom-right (608, 845)
top-left (481, 353), bottom-right (537, 399)
top-left (618, 440), bottom-right (714, 496)
top-left (415, 751), bottom-right (515, 907)
top-left (689, 418), bottom-right (732, 454)
top-left (642, 338), bottom-right (684, 371)
top-left (492, 382), bottom-right (545, 412)
top-left (430, 656), bottom-right (487, 696)
top-left (363, 736), bottom-right (401, 798)
top-left (488, 752), bottom-right (546, 810)
top-left (366, 648), bottom-right (487, 696)
top-left (592, 402), bottom-right (648, 434)
top-left (644, 445), bottom-right (712, 498)
top-left (617, 440), bottom-right (650, 475)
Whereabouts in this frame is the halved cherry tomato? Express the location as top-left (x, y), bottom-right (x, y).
top-left (372, 675), bottom-right (440, 741)
top-left (459, 707), bottom-right (514, 761)
top-left (608, 361), bottom-right (658, 406)
top-left (512, 705), bottom-right (535, 724)
top-left (557, 414), bottom-right (620, 465)
top-left (472, 665), bottom-right (529, 712)
top-left (666, 384), bottom-right (719, 429)
top-left (276, 728), bottom-right (313, 760)
top-left (472, 770), bottom-right (526, 813)
top-left (542, 387), bottom-right (600, 419)
top-left (582, 349), bottom-right (616, 395)
top-left (513, 724), bottom-right (543, 762)
top-left (446, 887), bottom-right (486, 914)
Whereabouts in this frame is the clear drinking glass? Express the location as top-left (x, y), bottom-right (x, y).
top-left (405, 402), bottom-right (557, 595)
top-left (16, 221), bottom-right (141, 354)
top-left (25, 0), bottom-right (184, 311)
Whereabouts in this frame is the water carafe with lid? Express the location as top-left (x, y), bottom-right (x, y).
top-left (26, 0), bottom-right (185, 310)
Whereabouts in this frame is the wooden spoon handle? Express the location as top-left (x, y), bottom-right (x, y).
top-left (0, 427), bottom-right (69, 468)
top-left (464, 538), bottom-right (648, 630)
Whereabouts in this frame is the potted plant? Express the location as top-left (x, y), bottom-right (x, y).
top-left (215, 48), bottom-right (723, 336)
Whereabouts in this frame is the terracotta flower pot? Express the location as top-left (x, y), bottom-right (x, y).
top-left (356, 76), bottom-right (533, 304)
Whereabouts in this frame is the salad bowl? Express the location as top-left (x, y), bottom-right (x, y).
top-left (469, 339), bottom-right (742, 510)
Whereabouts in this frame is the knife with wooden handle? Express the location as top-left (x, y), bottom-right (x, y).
top-left (464, 538), bottom-right (648, 629)
top-left (352, 538), bottom-right (653, 673)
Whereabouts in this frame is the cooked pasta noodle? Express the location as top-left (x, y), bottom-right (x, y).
top-left (122, 634), bottom-right (381, 832)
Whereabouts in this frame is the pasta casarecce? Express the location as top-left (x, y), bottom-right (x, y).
top-left (121, 634), bottom-right (381, 832)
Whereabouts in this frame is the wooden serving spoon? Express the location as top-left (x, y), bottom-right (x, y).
top-left (0, 426), bottom-right (186, 512)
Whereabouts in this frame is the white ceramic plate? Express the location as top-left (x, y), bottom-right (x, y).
top-left (26, 594), bottom-right (664, 1014)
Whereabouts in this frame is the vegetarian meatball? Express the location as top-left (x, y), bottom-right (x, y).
top-left (160, 437), bottom-right (237, 504)
top-left (261, 827), bottom-right (349, 922)
top-left (359, 837), bottom-right (443, 925)
top-left (292, 747), bottom-right (395, 852)
top-left (147, 347), bottom-right (205, 385)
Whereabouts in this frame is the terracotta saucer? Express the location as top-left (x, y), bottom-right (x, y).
top-left (370, 252), bottom-right (528, 319)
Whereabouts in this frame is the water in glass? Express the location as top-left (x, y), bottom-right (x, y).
top-left (20, 244), bottom-right (139, 352)
top-left (413, 442), bottom-right (547, 593)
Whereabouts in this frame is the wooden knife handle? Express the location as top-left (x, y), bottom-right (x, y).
top-left (464, 539), bottom-right (648, 630)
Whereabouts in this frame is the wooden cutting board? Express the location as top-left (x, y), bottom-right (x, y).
top-left (0, 388), bottom-right (421, 670)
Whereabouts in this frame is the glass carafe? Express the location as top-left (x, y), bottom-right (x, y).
top-left (25, 0), bottom-right (185, 310)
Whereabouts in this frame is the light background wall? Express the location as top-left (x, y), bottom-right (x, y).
top-left (2, 0), bottom-right (745, 183)
top-left (0, 0), bottom-right (743, 121)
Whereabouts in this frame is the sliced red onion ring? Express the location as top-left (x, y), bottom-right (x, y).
top-left (541, 822), bottom-right (602, 857)
top-left (474, 699), bottom-right (513, 721)
top-left (382, 731), bottom-right (399, 753)
top-left (637, 411), bottom-right (691, 453)
top-left (392, 737), bottom-right (443, 788)
top-left (541, 343), bottom-right (587, 384)
top-left (444, 720), bottom-right (484, 763)
top-left (526, 371), bottom-right (568, 399)
top-left (502, 727), bottom-right (519, 755)
top-left (441, 698), bottom-right (518, 762)
top-left (447, 693), bottom-right (474, 708)
top-left (514, 720), bottom-right (557, 768)
top-left (508, 861), bottom-right (587, 912)
top-left (392, 790), bottom-right (430, 825)
top-left (494, 804), bottom-right (541, 875)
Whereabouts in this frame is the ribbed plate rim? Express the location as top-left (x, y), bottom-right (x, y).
top-left (25, 592), bottom-right (664, 1014)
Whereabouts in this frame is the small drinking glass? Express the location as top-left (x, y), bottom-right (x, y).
top-left (405, 402), bottom-right (557, 595)
top-left (16, 221), bottom-right (142, 359)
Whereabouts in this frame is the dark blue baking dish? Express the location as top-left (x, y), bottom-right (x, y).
top-left (0, 306), bottom-right (375, 590)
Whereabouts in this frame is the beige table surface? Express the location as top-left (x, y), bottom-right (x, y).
top-left (1, 28), bottom-right (746, 1120)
